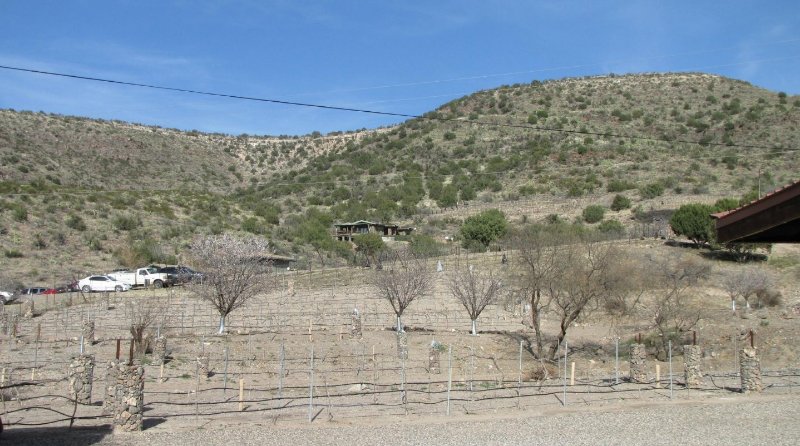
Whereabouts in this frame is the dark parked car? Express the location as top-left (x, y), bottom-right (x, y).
top-left (158, 266), bottom-right (203, 284)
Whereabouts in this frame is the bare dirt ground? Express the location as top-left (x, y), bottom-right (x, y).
top-left (0, 241), bottom-right (798, 444)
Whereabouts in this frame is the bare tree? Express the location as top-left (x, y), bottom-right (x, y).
top-left (508, 227), bottom-right (561, 359)
top-left (722, 267), bottom-right (772, 312)
top-left (127, 300), bottom-right (168, 356)
top-left (542, 237), bottom-right (622, 360)
top-left (371, 250), bottom-right (433, 332)
top-left (644, 254), bottom-right (710, 359)
top-left (448, 266), bottom-right (503, 335)
top-left (187, 233), bottom-right (274, 334)
top-left (511, 227), bottom-right (630, 360)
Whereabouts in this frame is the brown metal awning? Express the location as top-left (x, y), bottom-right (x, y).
top-left (712, 180), bottom-right (800, 243)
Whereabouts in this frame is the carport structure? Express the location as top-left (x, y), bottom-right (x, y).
top-left (713, 180), bottom-right (800, 243)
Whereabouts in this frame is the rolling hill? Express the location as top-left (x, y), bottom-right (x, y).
top-left (1, 72), bottom-right (798, 285)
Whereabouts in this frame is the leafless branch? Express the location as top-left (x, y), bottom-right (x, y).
top-left (447, 266), bottom-right (503, 335)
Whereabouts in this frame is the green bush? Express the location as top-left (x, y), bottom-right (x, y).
top-left (66, 214), bottom-right (87, 231)
top-left (4, 249), bottom-right (23, 258)
top-left (409, 234), bottom-right (444, 257)
top-left (112, 214), bottom-right (141, 231)
top-left (639, 182), bottom-right (664, 199)
top-left (12, 205), bottom-right (28, 222)
top-left (241, 217), bottom-right (268, 235)
top-left (460, 209), bottom-right (508, 249)
top-left (597, 219), bottom-right (625, 236)
top-left (669, 203), bottom-right (715, 247)
top-left (607, 179), bottom-right (636, 192)
top-left (610, 194), bottom-right (631, 211)
top-left (582, 205), bottom-right (605, 223)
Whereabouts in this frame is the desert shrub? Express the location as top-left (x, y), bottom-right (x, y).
top-left (12, 205), bottom-right (27, 222)
top-left (639, 182), bottom-right (664, 199)
top-left (610, 194), bottom-right (631, 211)
top-left (4, 249), bottom-right (23, 258)
top-left (241, 217), bottom-right (268, 235)
top-left (756, 289), bottom-right (782, 308)
top-left (66, 214), bottom-right (87, 231)
top-left (669, 203), bottom-right (715, 247)
top-left (408, 234), bottom-right (444, 258)
top-left (32, 233), bottom-right (47, 249)
top-left (597, 219), bottom-right (625, 236)
top-left (582, 205), bottom-right (605, 223)
top-left (460, 209), bottom-right (508, 249)
top-left (607, 179), bottom-right (636, 192)
top-left (112, 214), bottom-right (141, 231)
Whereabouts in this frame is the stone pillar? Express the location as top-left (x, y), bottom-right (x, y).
top-left (629, 343), bottom-right (647, 383)
top-left (152, 337), bottom-right (167, 366)
top-left (0, 313), bottom-right (8, 335)
top-left (68, 355), bottom-right (95, 404)
top-left (21, 300), bottom-right (34, 319)
top-left (350, 309), bottom-right (362, 339)
top-left (197, 355), bottom-right (210, 379)
top-left (82, 321), bottom-right (96, 344)
top-left (396, 331), bottom-right (408, 360)
top-left (428, 342), bottom-right (441, 374)
top-left (683, 345), bottom-right (703, 388)
top-left (103, 360), bottom-right (120, 415)
top-left (112, 364), bottom-right (144, 433)
top-left (6, 314), bottom-right (20, 337)
top-left (740, 348), bottom-right (762, 393)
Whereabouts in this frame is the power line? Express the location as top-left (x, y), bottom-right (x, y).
top-left (0, 64), bottom-right (791, 151)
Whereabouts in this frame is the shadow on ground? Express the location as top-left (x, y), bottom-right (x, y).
top-left (1, 425), bottom-right (112, 446)
top-left (2, 418), bottom-right (166, 445)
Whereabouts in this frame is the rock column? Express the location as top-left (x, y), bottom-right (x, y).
top-left (350, 309), bottom-right (362, 339)
top-left (68, 355), bottom-right (95, 404)
top-left (683, 345), bottom-right (703, 388)
top-left (740, 348), bottom-right (762, 393)
top-left (112, 364), bottom-right (145, 433)
top-left (3, 313), bottom-right (21, 337)
top-left (21, 300), bottom-right (34, 319)
top-left (103, 360), bottom-right (120, 415)
top-left (428, 342), bottom-right (441, 374)
top-left (629, 343), bottom-right (648, 383)
top-left (82, 321), bottom-right (95, 344)
top-left (152, 336), bottom-right (167, 366)
top-left (197, 355), bottom-right (210, 379)
top-left (396, 332), bottom-right (408, 360)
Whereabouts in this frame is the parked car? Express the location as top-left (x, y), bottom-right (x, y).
top-left (0, 291), bottom-right (16, 305)
top-left (158, 265), bottom-right (203, 284)
top-left (107, 267), bottom-right (173, 288)
top-left (18, 287), bottom-right (47, 295)
top-left (78, 275), bottom-right (131, 293)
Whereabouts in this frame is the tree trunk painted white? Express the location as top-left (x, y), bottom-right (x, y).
top-left (218, 316), bottom-right (226, 334)
top-left (471, 319), bottom-right (477, 336)
top-left (731, 299), bottom-right (736, 312)
top-left (396, 315), bottom-right (403, 332)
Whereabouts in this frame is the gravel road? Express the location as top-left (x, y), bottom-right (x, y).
top-left (5, 394), bottom-right (799, 445)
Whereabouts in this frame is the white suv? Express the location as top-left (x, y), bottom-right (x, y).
top-left (78, 275), bottom-right (132, 293)
top-left (0, 291), bottom-right (16, 305)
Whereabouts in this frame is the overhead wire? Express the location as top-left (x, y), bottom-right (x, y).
top-left (0, 59), bottom-right (797, 197)
top-left (0, 63), bottom-right (792, 152)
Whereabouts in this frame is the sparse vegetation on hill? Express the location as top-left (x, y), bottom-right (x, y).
top-left (0, 72), bottom-right (798, 283)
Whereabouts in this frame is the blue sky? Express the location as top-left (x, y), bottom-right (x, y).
top-left (1, 1), bottom-right (798, 136)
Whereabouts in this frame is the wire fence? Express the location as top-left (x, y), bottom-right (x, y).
top-left (0, 256), bottom-right (798, 429)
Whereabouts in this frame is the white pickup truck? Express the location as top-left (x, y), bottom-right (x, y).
top-left (107, 267), bottom-right (173, 289)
